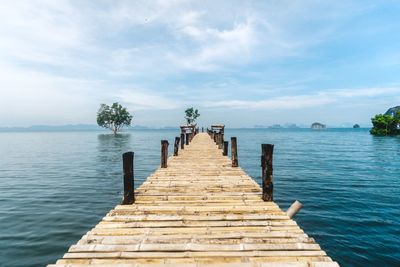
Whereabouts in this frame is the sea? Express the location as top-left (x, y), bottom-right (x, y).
top-left (0, 128), bottom-right (399, 267)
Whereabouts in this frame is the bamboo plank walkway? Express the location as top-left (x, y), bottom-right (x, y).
top-left (48, 133), bottom-right (339, 267)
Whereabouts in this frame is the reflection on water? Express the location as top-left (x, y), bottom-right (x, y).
top-left (96, 134), bottom-right (132, 200)
top-left (97, 133), bottom-right (132, 162)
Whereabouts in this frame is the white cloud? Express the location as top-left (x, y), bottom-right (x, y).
top-left (115, 90), bottom-right (181, 111)
top-left (0, 64), bottom-right (100, 126)
top-left (204, 87), bottom-right (400, 110)
top-left (0, 0), bottom-right (88, 66)
top-left (170, 19), bottom-right (258, 71)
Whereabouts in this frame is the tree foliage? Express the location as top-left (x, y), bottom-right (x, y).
top-left (370, 111), bottom-right (400, 136)
top-left (184, 107), bottom-right (200, 125)
top-left (97, 102), bottom-right (133, 134)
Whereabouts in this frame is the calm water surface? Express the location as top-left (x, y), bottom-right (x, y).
top-left (0, 129), bottom-right (399, 266)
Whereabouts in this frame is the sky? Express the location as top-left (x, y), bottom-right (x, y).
top-left (1, 0), bottom-right (400, 128)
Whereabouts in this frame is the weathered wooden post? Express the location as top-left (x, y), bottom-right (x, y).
top-left (223, 141), bottom-right (228, 156)
top-left (202, 127), bottom-right (204, 132)
top-left (180, 133), bottom-right (185, 149)
top-left (161, 140), bottom-right (169, 168)
top-left (122, 152), bottom-right (134, 204)
top-left (218, 133), bottom-right (224, 149)
top-left (231, 137), bottom-right (238, 167)
top-left (185, 133), bottom-right (190, 145)
top-left (173, 137), bottom-right (180, 156)
top-left (287, 200), bottom-right (303, 218)
top-left (213, 131), bottom-right (217, 143)
top-left (261, 144), bottom-right (274, 201)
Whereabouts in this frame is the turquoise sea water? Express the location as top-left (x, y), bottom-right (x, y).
top-left (0, 128), bottom-right (399, 266)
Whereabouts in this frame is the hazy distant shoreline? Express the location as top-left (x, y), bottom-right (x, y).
top-left (0, 124), bottom-right (371, 132)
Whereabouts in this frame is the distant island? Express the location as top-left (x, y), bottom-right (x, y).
top-left (370, 106), bottom-right (400, 136)
top-left (253, 123), bottom-right (300, 128)
top-left (311, 122), bottom-right (326, 129)
top-left (353, 124), bottom-right (360, 128)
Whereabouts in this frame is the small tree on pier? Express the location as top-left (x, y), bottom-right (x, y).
top-left (185, 107), bottom-right (200, 125)
top-left (97, 102), bottom-right (133, 134)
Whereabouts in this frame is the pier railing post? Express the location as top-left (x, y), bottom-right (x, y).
top-left (185, 133), bottom-right (190, 145)
top-left (122, 152), bottom-right (134, 204)
top-left (223, 141), bottom-right (228, 156)
top-left (180, 133), bottom-right (185, 149)
top-left (174, 137), bottom-right (180, 156)
top-left (261, 144), bottom-right (274, 201)
top-left (231, 137), bottom-right (238, 167)
top-left (161, 140), bottom-right (169, 168)
top-left (218, 133), bottom-right (224, 149)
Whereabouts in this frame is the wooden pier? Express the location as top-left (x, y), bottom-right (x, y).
top-left (48, 132), bottom-right (339, 267)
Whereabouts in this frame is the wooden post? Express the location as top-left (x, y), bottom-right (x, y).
top-left (180, 133), bottom-right (185, 149)
top-left (287, 200), bottom-right (303, 218)
top-left (122, 152), bottom-right (134, 204)
top-left (223, 141), bottom-right (228, 156)
top-left (185, 133), bottom-right (190, 145)
top-left (202, 127), bottom-right (204, 132)
top-left (173, 137), bottom-right (180, 156)
top-left (261, 144), bottom-right (274, 201)
top-left (161, 140), bottom-right (169, 168)
top-left (218, 133), bottom-right (224, 149)
top-left (213, 131), bottom-right (217, 143)
top-left (231, 137), bottom-right (238, 167)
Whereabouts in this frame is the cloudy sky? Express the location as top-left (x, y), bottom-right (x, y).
top-left (1, 0), bottom-right (399, 127)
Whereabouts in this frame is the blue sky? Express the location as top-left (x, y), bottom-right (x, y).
top-left (1, 0), bottom-right (399, 127)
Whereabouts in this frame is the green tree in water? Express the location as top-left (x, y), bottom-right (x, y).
top-left (184, 107), bottom-right (200, 125)
top-left (370, 111), bottom-right (400, 136)
top-left (97, 102), bottom-right (133, 134)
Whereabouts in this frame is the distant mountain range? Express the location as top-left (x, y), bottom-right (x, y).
top-left (0, 123), bottom-right (370, 132)
top-left (0, 124), bottom-right (156, 132)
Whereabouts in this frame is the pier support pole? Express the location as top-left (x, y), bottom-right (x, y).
top-left (231, 137), bottom-right (238, 167)
top-left (261, 144), bottom-right (274, 201)
top-left (218, 133), bottom-right (224, 149)
top-left (161, 140), bottom-right (169, 168)
top-left (122, 152), bottom-right (134, 204)
top-left (223, 141), bottom-right (228, 156)
top-left (287, 200), bottom-right (303, 218)
top-left (173, 137), bottom-right (180, 156)
top-left (185, 133), bottom-right (190, 145)
top-left (180, 133), bottom-right (185, 149)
